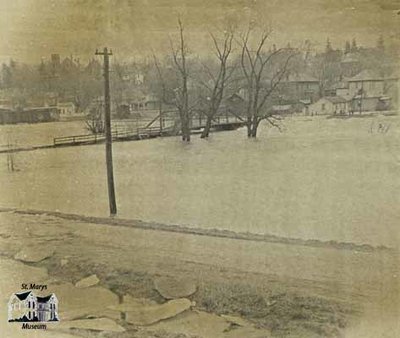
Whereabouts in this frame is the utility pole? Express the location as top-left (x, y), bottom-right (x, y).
top-left (96, 47), bottom-right (117, 216)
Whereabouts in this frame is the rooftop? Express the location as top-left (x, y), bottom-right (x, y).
top-left (37, 295), bottom-right (52, 303)
top-left (15, 291), bottom-right (32, 301)
top-left (348, 70), bottom-right (385, 82)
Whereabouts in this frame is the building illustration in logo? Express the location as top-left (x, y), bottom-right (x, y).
top-left (8, 291), bottom-right (59, 322)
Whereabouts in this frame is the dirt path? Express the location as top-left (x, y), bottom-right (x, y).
top-left (0, 210), bottom-right (399, 337)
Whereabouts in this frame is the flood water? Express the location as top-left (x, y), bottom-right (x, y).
top-left (1, 115), bottom-right (399, 248)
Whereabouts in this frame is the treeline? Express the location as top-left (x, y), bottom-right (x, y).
top-left (0, 57), bottom-right (104, 112)
top-left (0, 21), bottom-right (396, 140)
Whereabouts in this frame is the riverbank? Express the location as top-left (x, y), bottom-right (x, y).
top-left (1, 207), bottom-right (393, 252)
top-left (0, 209), bottom-right (399, 337)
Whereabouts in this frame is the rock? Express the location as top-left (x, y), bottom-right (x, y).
top-left (154, 276), bottom-right (197, 299)
top-left (150, 310), bottom-right (231, 338)
top-left (125, 298), bottom-right (192, 326)
top-left (53, 317), bottom-right (125, 332)
top-left (75, 274), bottom-right (100, 288)
top-left (221, 314), bottom-right (252, 327)
top-left (223, 326), bottom-right (271, 337)
top-left (61, 258), bottom-right (68, 266)
top-left (48, 282), bottom-right (119, 321)
top-left (14, 245), bottom-right (55, 263)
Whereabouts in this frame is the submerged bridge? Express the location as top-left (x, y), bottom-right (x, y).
top-left (53, 113), bottom-right (246, 147)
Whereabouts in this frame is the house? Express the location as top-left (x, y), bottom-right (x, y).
top-left (281, 73), bottom-right (320, 103)
top-left (346, 70), bottom-right (398, 112)
top-left (323, 79), bottom-right (351, 100)
top-left (347, 70), bottom-right (385, 98)
top-left (8, 291), bottom-right (58, 322)
top-left (120, 92), bottom-right (161, 113)
top-left (0, 107), bottom-right (60, 125)
top-left (349, 95), bottom-right (391, 113)
top-left (21, 107), bottom-right (60, 123)
top-left (308, 96), bottom-right (348, 116)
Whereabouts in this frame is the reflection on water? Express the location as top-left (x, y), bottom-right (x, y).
top-left (0, 115), bottom-right (399, 247)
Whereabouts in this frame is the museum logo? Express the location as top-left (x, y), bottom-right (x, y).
top-left (8, 290), bottom-right (59, 329)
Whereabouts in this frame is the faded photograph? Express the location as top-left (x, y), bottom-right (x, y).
top-left (0, 0), bottom-right (399, 337)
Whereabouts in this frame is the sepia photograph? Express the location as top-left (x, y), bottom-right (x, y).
top-left (0, 0), bottom-right (399, 337)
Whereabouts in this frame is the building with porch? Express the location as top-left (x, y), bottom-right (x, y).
top-left (308, 96), bottom-right (348, 116)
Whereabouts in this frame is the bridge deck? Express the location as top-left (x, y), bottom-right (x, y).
top-left (54, 116), bottom-right (245, 147)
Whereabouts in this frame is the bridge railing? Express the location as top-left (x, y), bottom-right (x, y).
top-left (54, 133), bottom-right (105, 146)
top-left (54, 126), bottom-right (163, 146)
top-left (54, 116), bottom-right (244, 147)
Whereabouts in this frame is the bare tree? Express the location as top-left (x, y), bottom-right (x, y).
top-left (85, 104), bottom-right (105, 134)
top-left (169, 18), bottom-right (191, 141)
top-left (198, 31), bottom-right (235, 138)
top-left (152, 18), bottom-right (193, 141)
top-left (239, 27), bottom-right (296, 138)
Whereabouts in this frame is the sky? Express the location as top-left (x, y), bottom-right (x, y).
top-left (1, 0), bottom-right (400, 64)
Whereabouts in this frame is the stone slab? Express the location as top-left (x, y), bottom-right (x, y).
top-left (154, 276), bottom-right (197, 299)
top-left (75, 274), bottom-right (99, 288)
top-left (125, 298), bottom-right (192, 326)
top-left (150, 310), bottom-right (230, 338)
top-left (48, 282), bottom-right (119, 321)
top-left (14, 246), bottom-right (55, 263)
